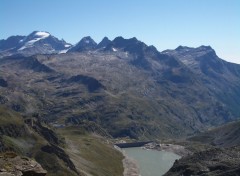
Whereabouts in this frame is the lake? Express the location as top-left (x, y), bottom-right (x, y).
top-left (124, 147), bottom-right (181, 176)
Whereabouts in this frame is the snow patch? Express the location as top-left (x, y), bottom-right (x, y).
top-left (35, 31), bottom-right (50, 38)
top-left (18, 46), bottom-right (32, 51)
top-left (85, 40), bottom-right (90, 44)
top-left (64, 44), bottom-right (71, 48)
top-left (112, 47), bottom-right (117, 52)
top-left (59, 49), bottom-right (69, 53)
top-left (18, 31), bottom-right (50, 51)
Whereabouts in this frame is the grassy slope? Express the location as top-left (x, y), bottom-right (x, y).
top-left (0, 106), bottom-right (23, 125)
top-left (58, 126), bottom-right (124, 176)
top-left (0, 106), bottom-right (77, 176)
top-left (188, 120), bottom-right (240, 147)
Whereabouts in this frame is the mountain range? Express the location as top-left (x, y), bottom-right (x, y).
top-left (0, 31), bottom-right (240, 140)
top-left (1, 31), bottom-right (240, 175)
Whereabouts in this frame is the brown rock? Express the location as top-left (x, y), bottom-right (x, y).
top-left (0, 152), bottom-right (47, 176)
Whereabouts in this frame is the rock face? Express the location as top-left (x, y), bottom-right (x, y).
top-left (0, 152), bottom-right (47, 176)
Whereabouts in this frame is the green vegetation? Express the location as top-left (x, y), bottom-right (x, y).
top-left (0, 106), bottom-right (23, 125)
top-left (58, 126), bottom-right (124, 176)
top-left (188, 120), bottom-right (240, 147)
top-left (0, 106), bottom-right (78, 176)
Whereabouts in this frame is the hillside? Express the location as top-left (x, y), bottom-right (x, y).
top-left (188, 120), bottom-right (240, 147)
top-left (164, 121), bottom-right (240, 176)
top-left (0, 106), bottom-right (124, 176)
top-left (0, 106), bottom-right (78, 176)
top-left (164, 146), bottom-right (240, 176)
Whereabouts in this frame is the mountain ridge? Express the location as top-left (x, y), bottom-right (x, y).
top-left (2, 31), bottom-right (239, 64)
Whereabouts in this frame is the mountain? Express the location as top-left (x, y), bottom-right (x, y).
top-left (163, 46), bottom-right (240, 117)
top-left (1, 33), bottom-right (240, 140)
top-left (0, 35), bottom-right (25, 51)
top-left (0, 31), bottom-right (72, 56)
top-left (68, 36), bottom-right (97, 52)
top-left (96, 36), bottom-right (111, 49)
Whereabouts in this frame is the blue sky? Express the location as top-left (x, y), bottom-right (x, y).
top-left (1, 0), bottom-right (240, 63)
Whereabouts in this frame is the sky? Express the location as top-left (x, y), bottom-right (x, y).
top-left (1, 0), bottom-right (240, 64)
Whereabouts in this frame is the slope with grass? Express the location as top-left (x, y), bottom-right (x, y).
top-left (0, 106), bottom-right (78, 176)
top-left (58, 126), bottom-right (124, 176)
top-left (188, 120), bottom-right (240, 147)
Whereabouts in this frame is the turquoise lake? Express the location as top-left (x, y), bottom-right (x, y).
top-left (124, 147), bottom-right (181, 176)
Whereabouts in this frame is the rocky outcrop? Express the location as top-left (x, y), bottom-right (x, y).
top-left (25, 119), bottom-right (79, 175)
top-left (164, 146), bottom-right (240, 176)
top-left (41, 144), bottom-right (78, 175)
top-left (0, 124), bottom-right (26, 138)
top-left (26, 119), bottom-right (63, 146)
top-left (0, 152), bottom-right (47, 176)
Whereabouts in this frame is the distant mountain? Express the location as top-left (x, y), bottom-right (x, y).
top-left (0, 35), bottom-right (25, 51)
top-left (163, 46), bottom-right (240, 117)
top-left (68, 36), bottom-right (97, 52)
top-left (0, 31), bottom-right (72, 56)
top-left (96, 37), bottom-right (111, 49)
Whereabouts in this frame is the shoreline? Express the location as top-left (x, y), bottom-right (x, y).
top-left (114, 145), bottom-right (140, 176)
top-left (143, 142), bottom-right (192, 157)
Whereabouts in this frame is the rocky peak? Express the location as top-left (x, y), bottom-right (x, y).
top-left (174, 45), bottom-right (216, 56)
top-left (104, 36), bottom-right (147, 54)
top-left (111, 36), bottom-right (141, 48)
top-left (0, 36), bottom-right (25, 51)
top-left (80, 36), bottom-right (96, 45)
top-left (175, 45), bottom-right (193, 52)
top-left (97, 37), bottom-right (111, 49)
top-left (68, 36), bottom-right (97, 52)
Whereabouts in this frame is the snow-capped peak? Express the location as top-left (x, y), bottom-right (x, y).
top-left (18, 31), bottom-right (51, 51)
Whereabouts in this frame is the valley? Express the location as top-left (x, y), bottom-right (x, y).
top-left (0, 31), bottom-right (240, 175)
